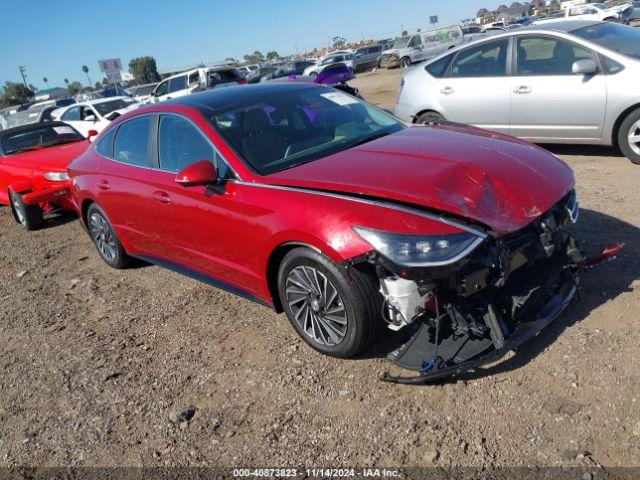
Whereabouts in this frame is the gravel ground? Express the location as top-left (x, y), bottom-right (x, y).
top-left (1, 68), bottom-right (639, 470)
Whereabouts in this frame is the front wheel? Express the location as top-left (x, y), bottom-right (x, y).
top-left (400, 57), bottom-right (412, 68)
top-left (277, 248), bottom-right (380, 358)
top-left (618, 108), bottom-right (640, 165)
top-left (416, 111), bottom-right (445, 124)
top-left (9, 190), bottom-right (43, 230)
top-left (87, 203), bottom-right (131, 268)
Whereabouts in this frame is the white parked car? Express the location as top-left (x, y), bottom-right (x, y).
top-left (303, 51), bottom-right (355, 76)
top-left (54, 97), bottom-right (139, 137)
top-left (149, 66), bottom-right (244, 103)
top-left (394, 21), bottom-right (640, 163)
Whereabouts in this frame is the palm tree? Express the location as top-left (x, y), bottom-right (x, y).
top-left (82, 65), bottom-right (92, 87)
top-left (43, 77), bottom-right (49, 89)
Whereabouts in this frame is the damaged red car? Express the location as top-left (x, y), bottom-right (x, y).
top-left (0, 122), bottom-right (90, 230)
top-left (68, 83), bottom-right (614, 383)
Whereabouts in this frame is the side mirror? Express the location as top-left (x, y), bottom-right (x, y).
top-left (572, 59), bottom-right (598, 75)
top-left (87, 129), bottom-right (99, 138)
top-left (175, 160), bottom-right (218, 187)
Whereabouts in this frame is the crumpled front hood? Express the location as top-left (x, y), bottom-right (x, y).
top-left (265, 125), bottom-right (574, 233)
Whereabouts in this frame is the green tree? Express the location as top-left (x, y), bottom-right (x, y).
top-left (243, 51), bottom-right (264, 63)
top-left (128, 56), bottom-right (161, 84)
top-left (82, 65), bottom-right (92, 86)
top-left (0, 81), bottom-right (34, 108)
top-left (266, 51), bottom-right (280, 60)
top-left (401, 30), bottom-right (408, 36)
top-left (67, 81), bottom-right (82, 95)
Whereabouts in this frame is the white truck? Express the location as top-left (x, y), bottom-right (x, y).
top-left (533, 2), bottom-right (632, 24)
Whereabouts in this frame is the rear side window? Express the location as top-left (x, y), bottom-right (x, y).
top-left (451, 38), bottom-right (509, 77)
top-left (95, 127), bottom-right (115, 157)
top-left (158, 115), bottom-right (214, 172)
top-left (426, 54), bottom-right (453, 77)
top-left (169, 75), bottom-right (187, 93)
top-left (113, 116), bottom-right (152, 167)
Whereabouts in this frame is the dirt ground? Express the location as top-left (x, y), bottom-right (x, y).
top-left (1, 68), bottom-right (639, 471)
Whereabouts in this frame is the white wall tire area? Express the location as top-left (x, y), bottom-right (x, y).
top-left (618, 109), bottom-right (640, 165)
top-left (9, 191), bottom-right (43, 231)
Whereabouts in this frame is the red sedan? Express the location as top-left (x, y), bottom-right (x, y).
top-left (68, 83), bottom-right (593, 381)
top-left (0, 122), bottom-right (91, 230)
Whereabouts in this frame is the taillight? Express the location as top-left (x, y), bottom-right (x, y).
top-left (237, 78), bottom-right (247, 85)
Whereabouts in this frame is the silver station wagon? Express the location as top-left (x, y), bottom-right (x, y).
top-left (394, 21), bottom-right (640, 164)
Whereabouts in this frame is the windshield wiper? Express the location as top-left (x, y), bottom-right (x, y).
top-left (343, 130), bottom-right (393, 150)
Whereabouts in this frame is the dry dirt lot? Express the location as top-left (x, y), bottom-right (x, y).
top-left (1, 68), bottom-right (639, 472)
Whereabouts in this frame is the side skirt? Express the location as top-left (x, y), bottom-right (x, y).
top-left (132, 255), bottom-right (274, 309)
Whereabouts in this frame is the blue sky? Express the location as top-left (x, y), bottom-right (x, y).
top-left (1, 0), bottom-right (491, 90)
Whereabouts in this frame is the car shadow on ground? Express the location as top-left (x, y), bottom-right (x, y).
top-left (39, 211), bottom-right (78, 230)
top-left (362, 208), bottom-right (639, 383)
top-left (542, 144), bottom-right (625, 158)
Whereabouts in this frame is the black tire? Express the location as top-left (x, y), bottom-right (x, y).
top-left (9, 190), bottom-right (43, 231)
top-left (416, 111), bottom-right (446, 124)
top-left (277, 247), bottom-right (381, 358)
top-left (86, 203), bottom-right (130, 269)
top-left (618, 108), bottom-right (640, 165)
top-left (400, 57), bottom-right (412, 68)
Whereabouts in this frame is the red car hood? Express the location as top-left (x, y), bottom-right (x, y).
top-left (265, 125), bottom-right (574, 233)
top-left (9, 140), bottom-right (89, 171)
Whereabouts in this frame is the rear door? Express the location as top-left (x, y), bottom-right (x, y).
top-left (509, 34), bottom-right (606, 141)
top-left (93, 114), bottom-right (160, 254)
top-left (434, 37), bottom-right (512, 134)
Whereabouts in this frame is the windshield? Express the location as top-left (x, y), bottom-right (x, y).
top-left (592, 3), bottom-right (606, 9)
top-left (392, 37), bottom-right (410, 49)
top-left (94, 99), bottom-right (135, 116)
top-left (207, 86), bottom-right (403, 175)
top-left (1, 125), bottom-right (83, 155)
top-left (134, 84), bottom-right (157, 96)
top-left (572, 23), bottom-right (640, 59)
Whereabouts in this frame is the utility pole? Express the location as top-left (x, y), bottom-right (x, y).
top-left (18, 66), bottom-right (28, 88)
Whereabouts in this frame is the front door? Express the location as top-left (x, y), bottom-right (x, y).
top-left (434, 37), bottom-right (512, 134)
top-left (510, 35), bottom-right (606, 141)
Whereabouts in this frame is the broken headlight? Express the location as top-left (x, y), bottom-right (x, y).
top-left (353, 227), bottom-right (484, 267)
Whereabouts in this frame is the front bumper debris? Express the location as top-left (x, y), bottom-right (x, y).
top-left (381, 245), bottom-right (621, 385)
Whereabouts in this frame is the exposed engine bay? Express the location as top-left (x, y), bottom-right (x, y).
top-left (353, 190), bottom-right (621, 384)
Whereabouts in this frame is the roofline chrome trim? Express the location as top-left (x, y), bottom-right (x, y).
top-left (236, 181), bottom-right (488, 238)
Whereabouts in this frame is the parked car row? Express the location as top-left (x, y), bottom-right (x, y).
top-left (394, 21), bottom-right (640, 164)
top-left (0, 20), bottom-right (629, 383)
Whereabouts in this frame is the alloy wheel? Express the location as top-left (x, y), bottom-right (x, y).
top-left (285, 265), bottom-right (348, 346)
top-left (628, 120), bottom-right (640, 156)
top-left (10, 192), bottom-right (26, 225)
top-left (89, 212), bottom-right (117, 263)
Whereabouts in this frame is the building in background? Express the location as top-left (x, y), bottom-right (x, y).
top-left (33, 87), bottom-right (69, 101)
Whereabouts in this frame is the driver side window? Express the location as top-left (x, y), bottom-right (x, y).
top-left (451, 38), bottom-right (508, 77)
top-left (408, 36), bottom-right (422, 48)
top-left (62, 106), bottom-right (80, 121)
top-left (154, 81), bottom-right (169, 97)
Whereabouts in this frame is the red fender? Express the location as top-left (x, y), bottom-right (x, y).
top-left (7, 181), bottom-right (34, 194)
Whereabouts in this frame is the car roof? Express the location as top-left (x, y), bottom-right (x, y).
top-left (83, 96), bottom-right (130, 106)
top-left (167, 82), bottom-right (324, 112)
top-left (518, 20), bottom-right (602, 33)
top-left (0, 121), bottom-right (71, 140)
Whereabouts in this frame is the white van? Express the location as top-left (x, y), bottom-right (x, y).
top-left (380, 25), bottom-right (464, 68)
top-left (150, 66), bottom-right (245, 103)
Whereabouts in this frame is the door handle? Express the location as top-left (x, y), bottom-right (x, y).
top-left (97, 180), bottom-right (111, 190)
top-left (152, 191), bottom-right (171, 204)
top-left (440, 87), bottom-right (455, 95)
top-left (513, 86), bottom-right (532, 95)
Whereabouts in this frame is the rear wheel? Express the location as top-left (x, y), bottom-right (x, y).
top-left (87, 203), bottom-right (130, 268)
top-left (9, 190), bottom-right (43, 230)
top-left (400, 57), bottom-right (412, 68)
top-left (277, 248), bottom-right (380, 358)
top-left (618, 108), bottom-right (640, 165)
top-left (416, 111), bottom-right (445, 124)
